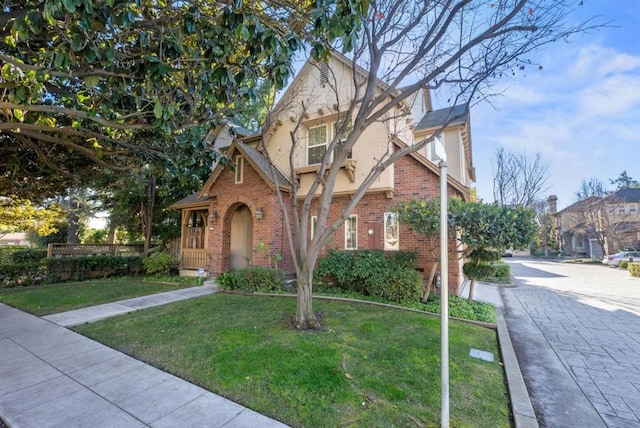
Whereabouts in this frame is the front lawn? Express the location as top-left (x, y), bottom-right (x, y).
top-left (0, 277), bottom-right (195, 316)
top-left (76, 294), bottom-right (510, 427)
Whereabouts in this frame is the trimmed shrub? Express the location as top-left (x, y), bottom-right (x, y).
top-left (619, 261), bottom-right (629, 269)
top-left (629, 263), bottom-right (640, 278)
top-left (143, 252), bottom-right (178, 275)
top-left (11, 249), bottom-right (47, 263)
top-left (46, 255), bottom-right (143, 282)
top-left (0, 261), bottom-right (47, 287)
top-left (218, 267), bottom-right (284, 293)
top-left (463, 261), bottom-right (510, 284)
top-left (315, 249), bottom-right (421, 304)
top-left (0, 246), bottom-right (30, 263)
top-left (315, 249), bottom-right (354, 288)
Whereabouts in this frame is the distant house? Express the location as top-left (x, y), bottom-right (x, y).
top-left (0, 232), bottom-right (32, 247)
top-left (554, 188), bottom-right (640, 257)
top-left (171, 52), bottom-right (476, 294)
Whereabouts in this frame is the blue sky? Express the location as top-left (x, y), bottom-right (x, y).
top-left (469, 0), bottom-right (640, 210)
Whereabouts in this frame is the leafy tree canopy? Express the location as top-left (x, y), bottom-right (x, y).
top-left (1, 0), bottom-right (367, 200)
top-left (0, 196), bottom-right (65, 236)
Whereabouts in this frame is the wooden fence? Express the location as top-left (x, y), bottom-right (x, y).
top-left (47, 243), bottom-right (144, 258)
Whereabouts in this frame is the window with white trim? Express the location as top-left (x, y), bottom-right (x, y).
top-left (384, 212), bottom-right (399, 251)
top-left (307, 122), bottom-right (352, 165)
top-left (307, 125), bottom-right (328, 165)
top-left (345, 215), bottom-right (357, 250)
top-left (234, 155), bottom-right (244, 183)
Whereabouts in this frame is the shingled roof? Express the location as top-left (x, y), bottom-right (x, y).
top-left (415, 104), bottom-right (468, 131)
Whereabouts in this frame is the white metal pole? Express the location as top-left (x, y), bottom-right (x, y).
top-left (440, 159), bottom-right (449, 428)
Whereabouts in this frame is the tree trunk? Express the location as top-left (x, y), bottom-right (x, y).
top-left (422, 262), bottom-right (439, 302)
top-left (66, 201), bottom-right (80, 244)
top-left (142, 174), bottom-right (156, 258)
top-left (467, 277), bottom-right (476, 301)
top-left (107, 226), bottom-right (116, 245)
top-left (294, 264), bottom-right (320, 330)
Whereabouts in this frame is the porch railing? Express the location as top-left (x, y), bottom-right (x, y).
top-left (181, 249), bottom-right (210, 270)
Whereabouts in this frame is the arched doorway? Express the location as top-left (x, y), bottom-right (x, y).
top-left (230, 204), bottom-right (253, 269)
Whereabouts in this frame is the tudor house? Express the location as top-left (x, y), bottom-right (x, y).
top-left (171, 52), bottom-right (476, 294)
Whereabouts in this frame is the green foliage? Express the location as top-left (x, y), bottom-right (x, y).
top-left (395, 199), bottom-right (537, 259)
top-left (619, 261), bottom-right (629, 269)
top-left (46, 256), bottom-right (143, 283)
top-left (143, 252), bottom-right (178, 275)
top-left (0, 261), bottom-right (47, 287)
top-left (463, 261), bottom-right (510, 284)
top-left (217, 267), bottom-right (285, 293)
top-left (417, 295), bottom-right (497, 324)
top-left (628, 263), bottom-right (640, 277)
top-left (0, 246), bottom-right (30, 263)
top-left (315, 250), bottom-right (421, 303)
top-left (11, 249), bottom-right (47, 263)
top-left (1, 0), bottom-right (369, 199)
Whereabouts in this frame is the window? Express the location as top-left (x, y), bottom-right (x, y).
top-left (333, 122), bottom-right (352, 159)
top-left (235, 155), bottom-right (243, 183)
top-left (629, 204), bottom-right (637, 213)
top-left (307, 122), bottom-right (352, 165)
top-left (384, 212), bottom-right (399, 251)
top-left (345, 215), bottom-right (357, 250)
top-left (311, 216), bottom-right (317, 240)
top-left (307, 125), bottom-right (328, 165)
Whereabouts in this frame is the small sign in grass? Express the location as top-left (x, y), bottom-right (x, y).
top-left (76, 294), bottom-right (510, 427)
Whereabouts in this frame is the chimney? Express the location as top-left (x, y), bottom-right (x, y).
top-left (547, 195), bottom-right (558, 215)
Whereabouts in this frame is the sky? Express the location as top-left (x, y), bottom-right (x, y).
top-left (468, 0), bottom-right (640, 211)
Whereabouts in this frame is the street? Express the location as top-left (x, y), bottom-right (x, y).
top-left (502, 257), bottom-right (640, 428)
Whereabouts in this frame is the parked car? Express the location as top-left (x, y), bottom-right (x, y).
top-left (602, 251), bottom-right (640, 267)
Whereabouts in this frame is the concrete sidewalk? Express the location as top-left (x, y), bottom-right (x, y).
top-left (43, 282), bottom-right (218, 327)
top-left (0, 302), bottom-right (288, 428)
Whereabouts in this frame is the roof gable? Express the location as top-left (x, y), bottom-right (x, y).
top-left (199, 141), bottom-right (291, 197)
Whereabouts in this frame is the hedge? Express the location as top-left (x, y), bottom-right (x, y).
top-left (315, 250), bottom-right (422, 304)
top-left (0, 255), bottom-right (143, 287)
top-left (216, 267), bottom-right (285, 293)
top-left (629, 263), bottom-right (640, 278)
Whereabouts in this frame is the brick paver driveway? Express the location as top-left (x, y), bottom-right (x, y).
top-left (503, 257), bottom-right (640, 428)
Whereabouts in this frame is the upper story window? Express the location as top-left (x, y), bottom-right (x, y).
top-left (307, 122), bottom-right (353, 165)
top-left (307, 125), bottom-right (328, 165)
top-left (235, 155), bottom-right (244, 183)
top-left (628, 204), bottom-right (637, 213)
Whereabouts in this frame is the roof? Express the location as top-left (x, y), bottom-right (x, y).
top-left (197, 141), bottom-right (291, 199)
top-left (414, 104), bottom-right (468, 131)
top-left (555, 196), bottom-right (602, 215)
top-left (170, 192), bottom-right (214, 209)
top-left (240, 143), bottom-right (291, 187)
top-left (608, 188), bottom-right (640, 203)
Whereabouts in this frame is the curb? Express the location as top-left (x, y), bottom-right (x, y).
top-left (496, 309), bottom-right (539, 428)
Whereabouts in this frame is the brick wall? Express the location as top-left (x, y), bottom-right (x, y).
top-left (201, 152), bottom-right (466, 293)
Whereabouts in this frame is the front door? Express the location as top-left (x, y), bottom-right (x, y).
top-left (230, 205), bottom-right (253, 269)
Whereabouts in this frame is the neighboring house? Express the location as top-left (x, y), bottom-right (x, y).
top-left (0, 232), bottom-right (32, 246)
top-left (171, 52), bottom-right (475, 294)
top-left (554, 188), bottom-right (640, 257)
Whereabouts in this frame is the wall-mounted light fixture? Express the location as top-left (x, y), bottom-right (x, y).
top-left (208, 211), bottom-right (218, 223)
top-left (256, 208), bottom-right (264, 220)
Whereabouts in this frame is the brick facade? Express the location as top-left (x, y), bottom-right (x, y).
top-left (203, 151), bottom-right (465, 294)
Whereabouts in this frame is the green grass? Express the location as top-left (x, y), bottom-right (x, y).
top-left (0, 278), bottom-right (192, 316)
top-left (76, 294), bottom-right (510, 428)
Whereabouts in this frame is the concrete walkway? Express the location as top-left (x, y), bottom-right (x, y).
top-left (0, 283), bottom-right (288, 428)
top-left (43, 282), bottom-right (218, 327)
